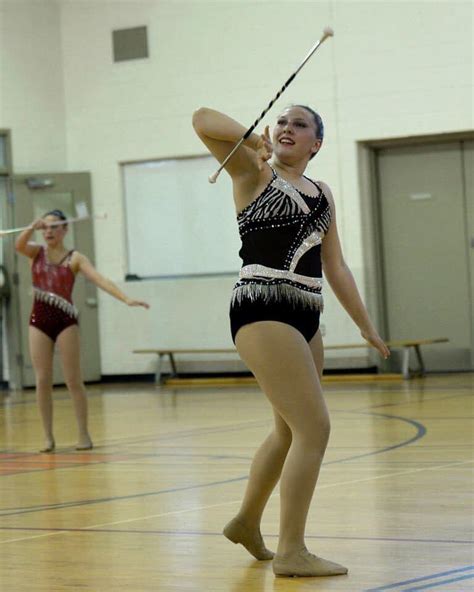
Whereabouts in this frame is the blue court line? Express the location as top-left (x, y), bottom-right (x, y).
top-left (325, 411), bottom-right (426, 465)
top-left (0, 451), bottom-right (253, 481)
top-left (404, 573), bottom-right (474, 591)
top-left (0, 474), bottom-right (249, 516)
top-left (3, 384), bottom-right (471, 411)
top-left (402, 417), bottom-right (474, 420)
top-left (0, 410), bottom-right (428, 494)
top-left (366, 565), bottom-right (474, 591)
top-left (1, 526), bottom-right (472, 547)
top-left (360, 391), bottom-right (474, 411)
top-left (96, 418), bottom-right (270, 449)
top-left (0, 410), bottom-right (429, 513)
top-left (0, 410), bottom-right (426, 479)
top-left (0, 451), bottom-right (253, 463)
top-left (0, 418), bottom-right (270, 459)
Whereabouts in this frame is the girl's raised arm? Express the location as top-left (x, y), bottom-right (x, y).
top-left (15, 219), bottom-right (44, 259)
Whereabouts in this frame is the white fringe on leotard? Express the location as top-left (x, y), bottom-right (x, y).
top-left (231, 281), bottom-right (324, 312)
top-left (33, 287), bottom-right (79, 319)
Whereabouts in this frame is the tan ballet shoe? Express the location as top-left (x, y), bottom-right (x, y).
top-left (223, 517), bottom-right (274, 561)
top-left (75, 440), bottom-right (93, 451)
top-left (273, 548), bottom-right (348, 577)
top-left (39, 441), bottom-right (55, 453)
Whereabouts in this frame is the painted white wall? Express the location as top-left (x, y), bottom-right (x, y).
top-left (0, 0), bottom-right (67, 171)
top-left (1, 0), bottom-right (472, 375)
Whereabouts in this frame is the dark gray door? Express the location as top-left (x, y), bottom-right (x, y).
top-left (377, 142), bottom-right (473, 372)
top-left (463, 141), bottom-right (474, 369)
top-left (13, 172), bottom-right (101, 386)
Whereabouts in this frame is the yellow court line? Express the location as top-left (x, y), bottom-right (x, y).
top-left (2, 458), bottom-right (472, 545)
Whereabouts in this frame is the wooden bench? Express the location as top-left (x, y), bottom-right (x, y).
top-left (133, 338), bottom-right (449, 384)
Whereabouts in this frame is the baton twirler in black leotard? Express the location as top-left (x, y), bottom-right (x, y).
top-left (230, 166), bottom-right (331, 343)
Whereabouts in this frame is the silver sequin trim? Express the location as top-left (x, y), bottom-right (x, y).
top-left (240, 264), bottom-right (323, 290)
top-left (33, 287), bottom-right (78, 319)
top-left (271, 176), bottom-right (310, 214)
top-left (232, 282), bottom-right (324, 311)
top-left (289, 230), bottom-right (323, 272)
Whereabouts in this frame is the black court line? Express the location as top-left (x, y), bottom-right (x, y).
top-left (0, 410), bottom-right (428, 516)
top-left (358, 390), bottom-right (474, 412)
top-left (325, 411), bottom-right (426, 465)
top-left (93, 418), bottom-right (271, 450)
top-left (365, 564), bottom-right (474, 591)
top-left (0, 451), bottom-right (253, 464)
top-left (397, 416), bottom-right (474, 419)
top-left (2, 382), bottom-right (471, 411)
top-left (0, 475), bottom-right (249, 517)
top-left (0, 408), bottom-right (426, 478)
top-left (0, 387), bottom-right (162, 408)
top-left (0, 418), bottom-right (270, 458)
top-left (1, 526), bottom-right (472, 546)
top-left (0, 450), bottom-right (254, 487)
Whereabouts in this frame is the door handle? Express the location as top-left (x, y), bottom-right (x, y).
top-left (85, 298), bottom-right (98, 307)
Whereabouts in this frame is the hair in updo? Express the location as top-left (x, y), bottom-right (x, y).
top-left (44, 209), bottom-right (68, 226)
top-left (292, 105), bottom-right (324, 160)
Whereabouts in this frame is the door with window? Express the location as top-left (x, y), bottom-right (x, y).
top-left (13, 172), bottom-right (101, 386)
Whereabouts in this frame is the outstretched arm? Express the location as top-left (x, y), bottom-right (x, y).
top-left (320, 183), bottom-right (390, 359)
top-left (75, 253), bottom-right (149, 309)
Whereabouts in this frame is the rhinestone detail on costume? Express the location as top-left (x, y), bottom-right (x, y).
top-left (239, 264), bottom-right (323, 290)
top-left (289, 230), bottom-right (323, 272)
top-left (233, 167), bottom-right (332, 311)
top-left (270, 176), bottom-right (310, 214)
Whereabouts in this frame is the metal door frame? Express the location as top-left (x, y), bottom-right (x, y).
top-left (358, 130), bottom-right (474, 370)
top-left (0, 129), bottom-right (23, 390)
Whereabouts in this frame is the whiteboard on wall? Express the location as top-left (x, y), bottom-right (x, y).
top-left (123, 156), bottom-right (242, 278)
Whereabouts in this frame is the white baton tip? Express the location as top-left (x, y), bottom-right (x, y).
top-left (208, 171), bottom-right (219, 184)
top-left (323, 26), bottom-right (334, 36)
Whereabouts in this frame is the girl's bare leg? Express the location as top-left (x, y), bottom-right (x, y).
top-left (234, 321), bottom-right (347, 576)
top-left (29, 326), bottom-right (55, 452)
top-left (224, 328), bottom-right (324, 560)
top-left (223, 408), bottom-right (291, 559)
top-left (57, 325), bottom-right (92, 450)
top-left (309, 328), bottom-right (324, 381)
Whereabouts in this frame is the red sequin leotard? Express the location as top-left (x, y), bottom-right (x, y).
top-left (29, 247), bottom-right (78, 342)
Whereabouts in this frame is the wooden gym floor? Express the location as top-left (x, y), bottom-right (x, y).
top-left (1, 373), bottom-right (473, 591)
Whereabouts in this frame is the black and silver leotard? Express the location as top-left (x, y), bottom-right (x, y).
top-left (229, 166), bottom-right (332, 343)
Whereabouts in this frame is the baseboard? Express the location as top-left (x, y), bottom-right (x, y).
top-left (99, 366), bottom-right (394, 387)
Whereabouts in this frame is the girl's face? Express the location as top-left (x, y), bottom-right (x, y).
top-left (42, 215), bottom-right (67, 247)
top-left (272, 106), bottom-right (321, 163)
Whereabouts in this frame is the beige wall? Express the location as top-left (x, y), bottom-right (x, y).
top-left (1, 0), bottom-right (472, 374)
top-left (0, 0), bottom-right (67, 171)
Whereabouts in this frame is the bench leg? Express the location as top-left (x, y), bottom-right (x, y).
top-left (155, 353), bottom-right (164, 385)
top-left (401, 347), bottom-right (411, 380)
top-left (169, 353), bottom-right (178, 378)
top-left (414, 344), bottom-right (426, 377)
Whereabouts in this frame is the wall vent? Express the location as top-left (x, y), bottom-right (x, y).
top-left (112, 26), bottom-right (148, 62)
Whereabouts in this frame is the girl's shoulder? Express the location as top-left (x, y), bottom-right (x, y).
top-left (69, 249), bottom-right (83, 260)
top-left (69, 250), bottom-right (84, 273)
top-left (314, 180), bottom-right (334, 207)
